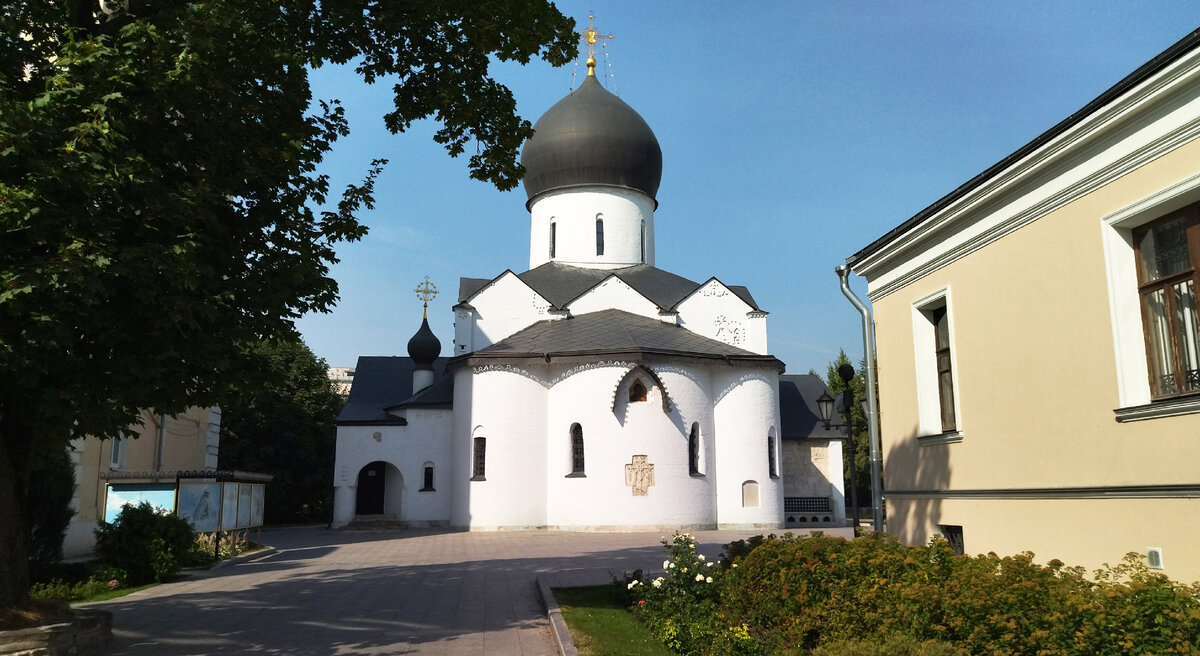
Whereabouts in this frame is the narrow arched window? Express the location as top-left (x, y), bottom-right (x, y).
top-left (688, 423), bottom-right (700, 475)
top-left (629, 379), bottom-right (647, 402)
top-left (640, 220), bottom-right (646, 262)
top-left (421, 464), bottom-right (435, 491)
top-left (767, 432), bottom-right (777, 478)
top-left (596, 217), bottom-right (604, 255)
top-left (549, 221), bottom-right (556, 259)
top-left (472, 437), bottom-right (486, 480)
top-left (570, 424), bottom-right (585, 475)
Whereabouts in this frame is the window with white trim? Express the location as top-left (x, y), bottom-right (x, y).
top-left (1102, 175), bottom-right (1200, 418)
top-left (913, 291), bottom-right (959, 435)
top-left (596, 216), bottom-right (604, 256)
top-left (549, 221), bottom-right (556, 259)
top-left (1134, 205), bottom-right (1200, 399)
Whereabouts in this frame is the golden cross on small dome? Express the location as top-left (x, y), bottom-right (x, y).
top-left (580, 12), bottom-right (613, 76)
top-left (414, 276), bottom-right (438, 318)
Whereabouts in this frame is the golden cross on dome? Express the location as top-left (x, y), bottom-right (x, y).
top-left (580, 12), bottom-right (613, 76)
top-left (414, 276), bottom-right (438, 318)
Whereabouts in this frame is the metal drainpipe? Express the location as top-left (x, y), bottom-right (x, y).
top-left (836, 265), bottom-right (884, 533)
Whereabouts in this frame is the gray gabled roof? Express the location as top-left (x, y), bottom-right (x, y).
top-left (727, 285), bottom-right (762, 312)
top-left (458, 277), bottom-right (491, 304)
top-left (466, 309), bottom-right (780, 366)
top-left (779, 374), bottom-right (843, 440)
top-left (515, 262), bottom-right (701, 310)
top-left (458, 263), bottom-right (766, 314)
top-left (337, 356), bottom-right (452, 425)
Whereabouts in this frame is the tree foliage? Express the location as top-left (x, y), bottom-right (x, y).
top-left (218, 336), bottom-right (343, 524)
top-left (822, 349), bottom-right (871, 511)
top-left (0, 0), bottom-right (576, 606)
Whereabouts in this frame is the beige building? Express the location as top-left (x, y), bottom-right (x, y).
top-left (64, 407), bottom-right (221, 558)
top-left (846, 29), bottom-right (1200, 581)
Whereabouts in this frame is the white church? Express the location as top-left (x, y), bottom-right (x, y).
top-left (332, 53), bottom-right (846, 531)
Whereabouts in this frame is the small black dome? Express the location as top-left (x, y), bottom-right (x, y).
top-left (407, 317), bottom-right (441, 369)
top-left (521, 74), bottom-right (663, 206)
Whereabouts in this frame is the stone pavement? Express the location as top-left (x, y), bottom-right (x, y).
top-left (83, 526), bottom-right (850, 655)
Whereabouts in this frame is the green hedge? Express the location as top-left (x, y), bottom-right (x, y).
top-left (94, 502), bottom-right (195, 585)
top-left (629, 532), bottom-right (1200, 656)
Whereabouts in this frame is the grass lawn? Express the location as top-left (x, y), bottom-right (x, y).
top-left (553, 585), bottom-right (671, 656)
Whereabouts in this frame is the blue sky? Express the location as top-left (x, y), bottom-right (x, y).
top-left (296, 3), bottom-right (1199, 376)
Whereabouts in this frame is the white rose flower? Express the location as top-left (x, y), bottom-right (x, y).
top-left (706, 576), bottom-right (713, 583)
top-left (698, 554), bottom-right (706, 561)
top-left (669, 562), bottom-right (676, 569)
top-left (628, 582), bottom-right (635, 590)
top-left (695, 573), bottom-right (705, 581)
top-left (731, 563), bottom-right (738, 568)
top-left (663, 560), bottom-right (670, 569)
top-left (706, 562), bottom-right (714, 568)
top-left (652, 579), bottom-right (663, 588)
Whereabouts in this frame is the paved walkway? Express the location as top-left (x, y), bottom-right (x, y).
top-left (84, 527), bottom-right (846, 655)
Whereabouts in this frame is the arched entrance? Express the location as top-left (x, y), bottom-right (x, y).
top-left (355, 461), bottom-right (389, 515)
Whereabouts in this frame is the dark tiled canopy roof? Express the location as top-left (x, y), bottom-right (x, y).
top-left (467, 309), bottom-right (779, 365)
top-left (336, 356), bottom-right (453, 425)
top-left (779, 374), bottom-right (842, 440)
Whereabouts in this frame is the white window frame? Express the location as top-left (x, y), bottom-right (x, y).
top-left (1102, 171), bottom-right (1200, 420)
top-left (912, 287), bottom-right (963, 440)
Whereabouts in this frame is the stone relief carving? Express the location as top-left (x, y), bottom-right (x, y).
top-left (625, 455), bottom-right (655, 496)
top-left (713, 314), bottom-right (743, 346)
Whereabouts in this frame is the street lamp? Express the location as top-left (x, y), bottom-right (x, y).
top-left (816, 364), bottom-right (870, 528)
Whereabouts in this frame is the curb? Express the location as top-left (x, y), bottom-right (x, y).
top-left (210, 545), bottom-right (277, 570)
top-left (535, 574), bottom-right (578, 656)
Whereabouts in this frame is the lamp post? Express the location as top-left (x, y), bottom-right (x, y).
top-left (817, 364), bottom-right (869, 528)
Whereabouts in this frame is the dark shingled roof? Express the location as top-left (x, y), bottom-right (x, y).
top-left (458, 264), bottom-right (765, 313)
top-left (337, 357), bottom-right (452, 425)
top-left (727, 285), bottom-right (762, 312)
top-left (458, 277), bottom-right (491, 303)
top-left (779, 374), bottom-right (842, 440)
top-left (468, 309), bottom-right (779, 364)
top-left (517, 262), bottom-right (700, 310)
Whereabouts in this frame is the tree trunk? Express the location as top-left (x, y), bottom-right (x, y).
top-left (0, 412), bottom-right (32, 608)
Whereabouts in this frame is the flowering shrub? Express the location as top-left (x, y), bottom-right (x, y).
top-left (627, 533), bottom-right (765, 656)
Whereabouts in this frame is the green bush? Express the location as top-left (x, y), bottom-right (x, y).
top-left (718, 533), bottom-right (1200, 656)
top-left (94, 502), bottom-right (195, 584)
top-left (29, 577), bottom-right (120, 603)
top-left (186, 530), bottom-right (251, 566)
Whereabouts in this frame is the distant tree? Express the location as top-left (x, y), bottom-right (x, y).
top-left (823, 350), bottom-right (871, 513)
top-left (0, 0), bottom-right (575, 607)
top-left (218, 337), bottom-right (343, 524)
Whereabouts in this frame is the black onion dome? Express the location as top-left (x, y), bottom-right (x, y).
top-left (407, 317), bottom-right (441, 369)
top-left (521, 74), bottom-right (663, 206)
